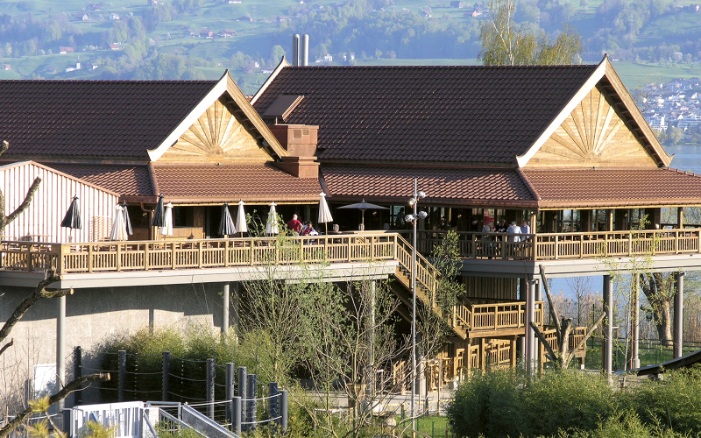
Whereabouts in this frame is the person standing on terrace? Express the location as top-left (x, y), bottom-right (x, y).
top-left (287, 214), bottom-right (302, 234)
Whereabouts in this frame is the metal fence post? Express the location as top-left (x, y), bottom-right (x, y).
top-left (225, 362), bottom-right (235, 424)
top-left (280, 389), bottom-right (288, 432)
top-left (268, 382), bottom-right (279, 423)
top-left (118, 350), bottom-right (126, 402)
top-left (206, 358), bottom-right (215, 419)
top-left (238, 367), bottom-right (247, 428)
top-left (162, 351), bottom-right (170, 401)
top-left (247, 374), bottom-right (257, 431)
top-left (232, 396), bottom-right (242, 435)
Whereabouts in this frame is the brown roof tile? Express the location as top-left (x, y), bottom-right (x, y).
top-left (322, 165), bottom-right (537, 207)
top-left (0, 80), bottom-right (216, 160)
top-left (152, 163), bottom-right (321, 203)
top-left (49, 163), bottom-right (153, 196)
top-left (254, 65), bottom-right (598, 164)
top-left (523, 168), bottom-right (701, 208)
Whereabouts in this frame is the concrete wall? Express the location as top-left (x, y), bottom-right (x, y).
top-left (0, 282), bottom-right (228, 413)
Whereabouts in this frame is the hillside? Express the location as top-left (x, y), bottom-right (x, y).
top-left (0, 0), bottom-right (700, 95)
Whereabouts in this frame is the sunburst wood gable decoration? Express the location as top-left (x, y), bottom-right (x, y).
top-left (159, 99), bottom-right (272, 163)
top-left (526, 85), bottom-right (657, 169)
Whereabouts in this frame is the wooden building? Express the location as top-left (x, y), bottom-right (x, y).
top-left (2, 57), bottom-right (701, 402)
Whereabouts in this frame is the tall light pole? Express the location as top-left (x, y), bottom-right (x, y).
top-left (405, 177), bottom-right (426, 437)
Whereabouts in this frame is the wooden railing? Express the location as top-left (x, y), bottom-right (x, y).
top-left (543, 326), bottom-right (588, 356)
top-left (415, 228), bottom-right (701, 261)
top-left (0, 233), bottom-right (398, 274)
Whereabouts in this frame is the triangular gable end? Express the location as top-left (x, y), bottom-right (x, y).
top-left (517, 57), bottom-right (671, 169)
top-left (149, 71), bottom-right (289, 164)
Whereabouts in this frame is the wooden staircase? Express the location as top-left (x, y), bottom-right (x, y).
top-left (393, 235), bottom-right (543, 340)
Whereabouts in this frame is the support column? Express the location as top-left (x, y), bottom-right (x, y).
top-left (57, 294), bottom-right (66, 409)
top-left (631, 274), bottom-right (640, 370)
top-left (525, 276), bottom-right (537, 376)
top-left (603, 275), bottom-right (613, 376)
top-left (674, 272), bottom-right (685, 359)
top-left (222, 282), bottom-right (230, 335)
top-left (232, 282), bottom-right (240, 337)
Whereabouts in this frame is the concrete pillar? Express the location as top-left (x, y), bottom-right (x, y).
top-left (603, 275), bottom-right (613, 376)
top-left (674, 272), bottom-right (685, 359)
top-left (232, 282), bottom-right (240, 337)
top-left (525, 276), bottom-right (537, 376)
top-left (631, 274), bottom-right (640, 370)
top-left (57, 294), bottom-right (66, 409)
top-left (222, 282), bottom-right (230, 334)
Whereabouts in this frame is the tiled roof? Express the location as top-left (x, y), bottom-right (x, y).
top-left (152, 163), bottom-right (321, 203)
top-left (0, 80), bottom-right (216, 160)
top-left (523, 168), bottom-right (701, 208)
top-left (49, 163), bottom-right (153, 197)
top-left (322, 165), bottom-right (537, 207)
top-left (253, 65), bottom-right (598, 164)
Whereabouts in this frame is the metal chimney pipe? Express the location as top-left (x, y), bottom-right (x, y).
top-left (302, 34), bottom-right (309, 66)
top-left (292, 34), bottom-right (300, 66)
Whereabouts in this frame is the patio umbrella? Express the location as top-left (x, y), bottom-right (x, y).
top-left (337, 199), bottom-right (388, 230)
top-left (218, 203), bottom-right (236, 237)
top-left (152, 194), bottom-right (165, 227)
top-left (61, 195), bottom-right (81, 242)
top-left (265, 202), bottom-right (279, 235)
top-left (318, 192), bottom-right (333, 234)
top-left (235, 200), bottom-right (248, 236)
top-left (120, 202), bottom-right (133, 236)
top-left (109, 205), bottom-right (128, 241)
top-left (160, 202), bottom-right (173, 236)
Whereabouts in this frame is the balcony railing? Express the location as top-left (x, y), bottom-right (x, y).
top-left (0, 233), bottom-right (398, 274)
top-left (415, 229), bottom-right (701, 261)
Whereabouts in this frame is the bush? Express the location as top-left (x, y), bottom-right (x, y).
top-left (448, 368), bottom-right (701, 437)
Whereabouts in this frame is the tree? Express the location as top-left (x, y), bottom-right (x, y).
top-left (480, 0), bottom-right (582, 66)
top-left (640, 272), bottom-right (675, 346)
top-left (0, 141), bottom-right (108, 437)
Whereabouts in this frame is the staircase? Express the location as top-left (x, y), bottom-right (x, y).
top-left (394, 235), bottom-right (469, 339)
top-left (393, 236), bottom-right (542, 340)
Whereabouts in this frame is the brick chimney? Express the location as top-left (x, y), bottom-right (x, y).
top-left (269, 124), bottom-right (320, 178)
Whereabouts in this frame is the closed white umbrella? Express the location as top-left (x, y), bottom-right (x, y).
top-left (110, 205), bottom-right (128, 241)
top-left (218, 203), bottom-right (236, 237)
top-left (160, 202), bottom-right (173, 236)
top-left (265, 202), bottom-right (279, 235)
top-left (318, 192), bottom-right (333, 234)
top-left (235, 200), bottom-right (248, 236)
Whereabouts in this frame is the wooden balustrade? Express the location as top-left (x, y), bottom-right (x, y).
top-left (0, 234), bottom-right (399, 274)
top-left (417, 228), bottom-right (701, 261)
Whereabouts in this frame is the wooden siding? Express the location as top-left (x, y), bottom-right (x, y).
top-left (528, 86), bottom-right (657, 169)
top-left (1, 162), bottom-right (118, 243)
top-left (464, 277), bottom-right (518, 302)
top-left (159, 98), bottom-right (271, 163)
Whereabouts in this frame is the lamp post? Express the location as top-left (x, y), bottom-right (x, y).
top-left (405, 178), bottom-right (427, 437)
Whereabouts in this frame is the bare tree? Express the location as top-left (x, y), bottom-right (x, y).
top-left (480, 0), bottom-right (582, 66)
top-left (532, 266), bottom-right (605, 369)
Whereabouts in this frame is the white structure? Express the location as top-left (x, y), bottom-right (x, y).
top-left (0, 161), bottom-right (118, 243)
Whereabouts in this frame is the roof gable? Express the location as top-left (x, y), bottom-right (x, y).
top-left (149, 72), bottom-right (288, 163)
top-left (253, 63), bottom-right (601, 164)
top-left (518, 57), bottom-right (670, 168)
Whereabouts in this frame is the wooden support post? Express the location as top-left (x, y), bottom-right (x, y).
top-left (480, 338), bottom-right (486, 371)
top-left (674, 272), bottom-right (685, 359)
top-left (603, 275), bottom-right (613, 377)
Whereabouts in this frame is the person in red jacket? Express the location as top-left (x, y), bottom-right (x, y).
top-left (287, 214), bottom-right (302, 234)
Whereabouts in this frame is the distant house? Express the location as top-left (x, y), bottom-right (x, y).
top-left (109, 43), bottom-right (122, 51)
top-left (59, 47), bottom-right (75, 54)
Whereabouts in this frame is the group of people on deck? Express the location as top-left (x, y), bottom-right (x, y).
top-left (286, 214), bottom-right (319, 236)
top-left (482, 218), bottom-right (531, 242)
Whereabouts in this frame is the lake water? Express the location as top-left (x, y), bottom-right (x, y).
top-left (665, 144), bottom-right (701, 173)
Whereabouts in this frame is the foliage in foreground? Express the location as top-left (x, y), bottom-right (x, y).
top-left (447, 367), bottom-right (701, 437)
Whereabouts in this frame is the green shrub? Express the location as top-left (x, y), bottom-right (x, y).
top-left (620, 366), bottom-right (701, 435)
top-left (520, 370), bottom-right (615, 436)
top-left (446, 369), bottom-right (524, 437)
